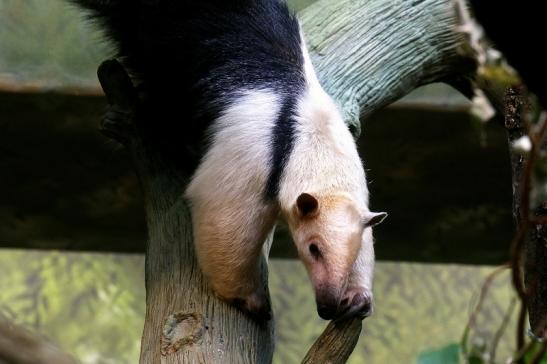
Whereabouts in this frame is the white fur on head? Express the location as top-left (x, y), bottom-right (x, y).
top-left (279, 35), bottom-right (378, 314)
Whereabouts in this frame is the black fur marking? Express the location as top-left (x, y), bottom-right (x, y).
top-left (266, 96), bottom-right (300, 199)
top-left (71, 0), bottom-right (305, 189)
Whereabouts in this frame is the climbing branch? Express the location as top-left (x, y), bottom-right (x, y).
top-left (302, 319), bottom-right (363, 364)
top-left (301, 0), bottom-right (474, 136)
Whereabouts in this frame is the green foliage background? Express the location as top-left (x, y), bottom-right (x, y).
top-left (0, 250), bottom-right (518, 363)
top-left (271, 261), bottom-right (517, 364)
top-left (0, 250), bottom-right (144, 364)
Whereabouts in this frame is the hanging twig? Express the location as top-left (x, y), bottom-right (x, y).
top-left (490, 296), bottom-right (518, 363)
top-left (460, 264), bottom-right (510, 356)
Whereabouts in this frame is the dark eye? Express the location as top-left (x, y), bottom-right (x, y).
top-left (309, 243), bottom-right (322, 260)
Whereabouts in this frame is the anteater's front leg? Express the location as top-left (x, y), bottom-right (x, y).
top-left (190, 199), bottom-right (278, 321)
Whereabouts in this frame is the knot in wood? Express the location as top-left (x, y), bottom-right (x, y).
top-left (161, 312), bottom-right (205, 356)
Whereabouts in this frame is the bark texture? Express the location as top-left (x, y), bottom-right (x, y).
top-left (301, 319), bottom-right (362, 364)
top-left (528, 203), bottom-right (547, 337)
top-left (138, 174), bottom-right (275, 363)
top-left (301, 0), bottom-right (473, 136)
top-left (503, 86), bottom-right (547, 339)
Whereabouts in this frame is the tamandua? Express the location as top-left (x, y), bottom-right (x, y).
top-left (72, 0), bottom-right (387, 321)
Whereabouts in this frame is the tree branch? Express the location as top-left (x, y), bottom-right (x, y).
top-left (301, 0), bottom-right (474, 136)
top-left (302, 319), bottom-right (362, 364)
top-left (0, 321), bottom-right (76, 364)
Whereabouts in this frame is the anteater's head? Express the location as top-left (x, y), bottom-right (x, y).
top-left (287, 192), bottom-right (386, 320)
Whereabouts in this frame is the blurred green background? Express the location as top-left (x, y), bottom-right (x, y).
top-left (0, 251), bottom-right (518, 364)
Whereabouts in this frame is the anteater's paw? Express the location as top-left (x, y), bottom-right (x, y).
top-left (230, 291), bottom-right (272, 324)
top-left (335, 288), bottom-right (373, 322)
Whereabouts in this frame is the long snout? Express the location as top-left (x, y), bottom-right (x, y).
top-left (315, 286), bottom-right (374, 321)
top-left (314, 284), bottom-right (344, 320)
top-left (309, 262), bottom-right (352, 320)
top-left (315, 279), bottom-right (347, 320)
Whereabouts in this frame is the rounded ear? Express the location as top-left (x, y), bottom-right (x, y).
top-left (296, 193), bottom-right (320, 218)
top-left (363, 211), bottom-right (388, 227)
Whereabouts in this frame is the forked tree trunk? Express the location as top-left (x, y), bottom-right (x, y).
top-left (97, 0), bottom-right (476, 363)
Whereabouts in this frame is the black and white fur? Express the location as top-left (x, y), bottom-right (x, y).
top-left (72, 0), bottom-right (386, 321)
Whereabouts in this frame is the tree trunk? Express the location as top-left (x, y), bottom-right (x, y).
top-left (98, 60), bottom-right (277, 364)
top-left (96, 0), bottom-right (475, 362)
top-left (505, 87), bottom-right (547, 337)
top-left (137, 151), bottom-right (276, 363)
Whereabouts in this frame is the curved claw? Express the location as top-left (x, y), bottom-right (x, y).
top-left (334, 290), bottom-right (373, 322)
top-left (231, 291), bottom-right (272, 325)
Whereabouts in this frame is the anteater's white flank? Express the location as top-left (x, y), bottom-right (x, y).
top-left (185, 90), bottom-right (281, 302)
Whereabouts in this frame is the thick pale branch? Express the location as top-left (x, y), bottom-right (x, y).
top-left (301, 0), bottom-right (473, 135)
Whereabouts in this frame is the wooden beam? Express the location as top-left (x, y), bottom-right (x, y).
top-left (0, 91), bottom-right (512, 264)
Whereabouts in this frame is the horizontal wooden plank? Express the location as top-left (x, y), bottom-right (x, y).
top-left (0, 92), bottom-right (513, 264)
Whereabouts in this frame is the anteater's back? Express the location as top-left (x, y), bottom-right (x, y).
top-left (72, 0), bottom-right (304, 138)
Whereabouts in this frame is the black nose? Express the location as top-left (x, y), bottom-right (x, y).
top-left (317, 303), bottom-right (337, 320)
top-left (316, 285), bottom-right (340, 320)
